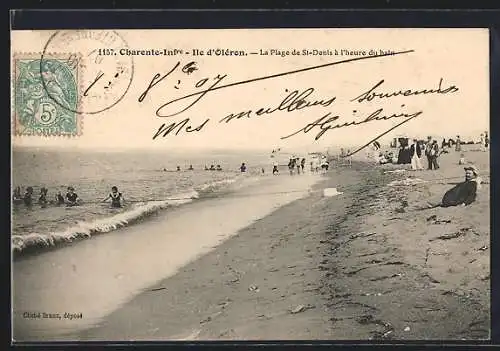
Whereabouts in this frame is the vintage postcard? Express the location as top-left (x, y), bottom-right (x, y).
top-left (11, 28), bottom-right (490, 341)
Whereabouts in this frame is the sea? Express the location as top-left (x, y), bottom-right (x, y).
top-left (12, 148), bottom-right (290, 254)
top-left (12, 147), bottom-right (324, 340)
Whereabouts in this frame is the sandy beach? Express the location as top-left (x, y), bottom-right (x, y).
top-left (11, 25), bottom-right (491, 345)
top-left (75, 145), bottom-right (490, 341)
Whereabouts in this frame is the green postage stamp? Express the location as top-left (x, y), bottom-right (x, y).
top-left (13, 53), bottom-right (83, 136)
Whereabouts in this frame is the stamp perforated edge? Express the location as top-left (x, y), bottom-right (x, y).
top-left (12, 52), bottom-right (85, 138)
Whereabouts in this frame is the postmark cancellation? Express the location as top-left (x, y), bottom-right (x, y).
top-left (12, 53), bottom-right (84, 137)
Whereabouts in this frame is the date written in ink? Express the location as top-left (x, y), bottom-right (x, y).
top-left (22, 312), bottom-right (83, 320)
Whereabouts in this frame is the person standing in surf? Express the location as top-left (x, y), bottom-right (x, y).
top-left (288, 158), bottom-right (295, 175)
top-left (272, 161), bottom-right (279, 175)
top-left (23, 186), bottom-right (34, 207)
top-left (102, 186), bottom-right (125, 208)
top-left (240, 163), bottom-right (247, 173)
top-left (301, 158), bottom-right (306, 173)
top-left (65, 186), bottom-right (79, 206)
top-left (55, 191), bottom-right (65, 205)
top-left (13, 186), bottom-right (22, 204)
top-left (38, 187), bottom-right (48, 208)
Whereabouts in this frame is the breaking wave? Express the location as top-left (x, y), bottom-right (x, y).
top-left (12, 177), bottom-right (242, 257)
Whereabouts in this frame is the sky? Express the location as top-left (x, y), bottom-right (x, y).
top-left (11, 28), bottom-right (489, 154)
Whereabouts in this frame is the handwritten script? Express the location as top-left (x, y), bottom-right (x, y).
top-left (135, 50), bottom-right (460, 157)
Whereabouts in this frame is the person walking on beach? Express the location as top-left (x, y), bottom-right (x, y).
top-left (102, 186), bottom-right (124, 208)
top-left (300, 158), bottom-right (306, 173)
top-left (455, 135), bottom-right (462, 152)
top-left (410, 139), bottom-right (424, 170)
top-left (480, 132), bottom-right (489, 152)
top-left (429, 140), bottom-right (440, 170)
top-left (425, 137), bottom-right (433, 170)
top-left (418, 141), bottom-right (425, 169)
top-left (240, 163), bottom-right (247, 173)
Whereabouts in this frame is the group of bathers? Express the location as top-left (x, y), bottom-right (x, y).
top-left (13, 186), bottom-right (124, 208)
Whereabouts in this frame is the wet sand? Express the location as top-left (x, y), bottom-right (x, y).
top-left (78, 146), bottom-right (490, 341)
top-left (13, 173), bottom-right (321, 341)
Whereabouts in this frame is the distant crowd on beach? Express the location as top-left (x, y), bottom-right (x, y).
top-left (282, 156), bottom-right (330, 176)
top-left (374, 131), bottom-right (488, 209)
top-left (376, 131), bottom-right (489, 170)
top-left (161, 155), bottom-right (332, 177)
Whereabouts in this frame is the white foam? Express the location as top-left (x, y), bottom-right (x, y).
top-left (323, 188), bottom-right (344, 197)
top-left (12, 190), bottom-right (198, 253)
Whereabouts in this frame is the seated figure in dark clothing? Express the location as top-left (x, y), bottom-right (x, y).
top-left (418, 165), bottom-right (481, 210)
top-left (440, 166), bottom-right (480, 207)
top-left (417, 166), bottom-right (481, 210)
